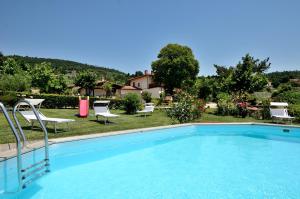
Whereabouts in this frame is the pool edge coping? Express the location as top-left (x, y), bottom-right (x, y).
top-left (48, 122), bottom-right (300, 144)
top-left (1, 122), bottom-right (299, 161)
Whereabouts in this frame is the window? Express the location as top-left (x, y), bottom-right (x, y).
top-left (138, 83), bottom-right (140, 87)
top-left (133, 82), bottom-right (135, 87)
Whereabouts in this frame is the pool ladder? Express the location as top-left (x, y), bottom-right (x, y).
top-left (0, 100), bottom-right (50, 191)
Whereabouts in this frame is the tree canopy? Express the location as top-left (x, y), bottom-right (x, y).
top-left (214, 54), bottom-right (270, 96)
top-left (8, 55), bottom-right (127, 83)
top-left (151, 44), bottom-right (199, 95)
top-left (267, 70), bottom-right (300, 88)
top-left (75, 71), bottom-right (97, 96)
top-left (0, 57), bottom-right (21, 75)
top-left (31, 62), bottom-right (67, 94)
top-left (103, 82), bottom-right (113, 97)
top-left (134, 71), bottom-right (144, 77)
top-left (0, 52), bottom-right (5, 67)
top-left (0, 56), bottom-right (31, 92)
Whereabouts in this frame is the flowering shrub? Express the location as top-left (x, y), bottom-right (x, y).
top-left (166, 92), bottom-right (204, 123)
top-left (236, 102), bottom-right (248, 118)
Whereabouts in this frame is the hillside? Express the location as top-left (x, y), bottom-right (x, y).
top-left (266, 70), bottom-right (300, 87)
top-left (7, 55), bottom-right (128, 83)
top-left (267, 70), bottom-right (300, 79)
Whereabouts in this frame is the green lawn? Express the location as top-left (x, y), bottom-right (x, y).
top-left (0, 108), bottom-right (294, 144)
top-left (0, 109), bottom-right (173, 144)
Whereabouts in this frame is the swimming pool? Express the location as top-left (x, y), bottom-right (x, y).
top-left (1, 124), bottom-right (300, 198)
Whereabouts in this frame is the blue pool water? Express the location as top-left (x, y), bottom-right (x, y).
top-left (1, 124), bottom-right (300, 198)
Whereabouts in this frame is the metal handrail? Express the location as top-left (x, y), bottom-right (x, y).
top-left (13, 100), bottom-right (50, 173)
top-left (1, 100), bottom-right (50, 191)
top-left (0, 102), bottom-right (22, 191)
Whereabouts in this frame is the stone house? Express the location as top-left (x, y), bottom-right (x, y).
top-left (128, 70), bottom-right (164, 98)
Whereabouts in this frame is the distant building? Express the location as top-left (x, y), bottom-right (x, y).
top-left (79, 80), bottom-right (144, 98)
top-left (79, 80), bottom-right (122, 97)
top-left (78, 70), bottom-right (164, 98)
top-left (128, 70), bottom-right (164, 98)
top-left (117, 85), bottom-right (142, 97)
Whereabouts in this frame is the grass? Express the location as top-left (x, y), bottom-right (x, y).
top-left (0, 109), bottom-right (173, 144)
top-left (0, 108), bottom-right (296, 144)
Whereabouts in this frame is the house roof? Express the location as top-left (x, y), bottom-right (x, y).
top-left (129, 74), bottom-right (153, 81)
top-left (121, 85), bottom-right (142, 90)
top-left (94, 81), bottom-right (122, 89)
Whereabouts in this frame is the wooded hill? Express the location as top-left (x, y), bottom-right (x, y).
top-left (266, 70), bottom-right (300, 87)
top-left (7, 55), bottom-right (128, 83)
top-left (266, 70), bottom-right (300, 80)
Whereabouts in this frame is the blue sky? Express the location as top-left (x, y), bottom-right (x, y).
top-left (1, 0), bottom-right (299, 75)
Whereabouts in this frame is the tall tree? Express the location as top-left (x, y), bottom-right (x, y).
top-left (134, 71), bottom-right (144, 77)
top-left (30, 62), bottom-right (55, 92)
top-left (103, 82), bottom-right (112, 97)
top-left (0, 57), bottom-right (21, 75)
top-left (214, 54), bottom-right (270, 96)
top-left (48, 75), bottom-right (68, 94)
top-left (75, 71), bottom-right (97, 96)
top-left (195, 77), bottom-right (213, 100)
top-left (30, 62), bottom-right (67, 93)
top-left (151, 44), bottom-right (199, 95)
top-left (0, 52), bottom-right (5, 67)
top-left (0, 56), bottom-right (31, 92)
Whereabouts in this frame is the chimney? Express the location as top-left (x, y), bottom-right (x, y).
top-left (144, 70), bottom-right (149, 75)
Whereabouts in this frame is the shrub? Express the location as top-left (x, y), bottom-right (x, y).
top-left (123, 93), bottom-right (141, 114)
top-left (141, 91), bottom-right (152, 103)
top-left (260, 99), bottom-right (271, 120)
top-left (216, 93), bottom-right (237, 116)
top-left (0, 73), bottom-right (31, 92)
top-left (106, 98), bottom-right (124, 110)
top-left (289, 104), bottom-right (300, 122)
top-left (272, 91), bottom-right (300, 105)
top-left (157, 91), bottom-right (166, 105)
top-left (253, 92), bottom-right (272, 103)
top-left (0, 92), bottom-right (20, 107)
top-left (166, 92), bottom-right (204, 123)
top-left (236, 102), bottom-right (248, 118)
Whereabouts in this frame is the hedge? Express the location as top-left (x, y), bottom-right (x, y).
top-left (0, 92), bottom-right (124, 109)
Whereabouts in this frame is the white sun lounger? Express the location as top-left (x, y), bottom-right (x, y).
top-left (137, 105), bottom-right (155, 117)
top-left (270, 102), bottom-right (295, 123)
top-left (93, 101), bottom-right (119, 124)
top-left (19, 98), bottom-right (45, 110)
top-left (20, 111), bottom-right (75, 133)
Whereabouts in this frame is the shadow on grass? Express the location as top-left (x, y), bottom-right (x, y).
top-left (135, 114), bottom-right (152, 118)
top-left (89, 119), bottom-right (117, 125)
top-left (26, 125), bottom-right (68, 134)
